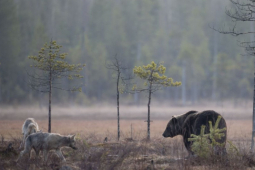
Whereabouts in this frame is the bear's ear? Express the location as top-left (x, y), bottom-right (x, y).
top-left (172, 116), bottom-right (177, 124)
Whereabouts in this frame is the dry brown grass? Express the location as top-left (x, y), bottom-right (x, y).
top-left (1, 133), bottom-right (255, 170)
top-left (0, 104), bottom-right (254, 169)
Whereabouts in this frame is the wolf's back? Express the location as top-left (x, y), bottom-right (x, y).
top-left (25, 132), bottom-right (48, 147)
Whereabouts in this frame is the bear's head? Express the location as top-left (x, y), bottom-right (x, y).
top-left (162, 116), bottom-right (181, 138)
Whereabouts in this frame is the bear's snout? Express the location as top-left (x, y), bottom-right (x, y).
top-left (162, 131), bottom-right (170, 138)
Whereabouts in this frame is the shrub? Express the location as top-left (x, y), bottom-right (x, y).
top-left (188, 116), bottom-right (226, 158)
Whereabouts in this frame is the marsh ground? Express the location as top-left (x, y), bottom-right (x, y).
top-left (0, 104), bottom-right (254, 169)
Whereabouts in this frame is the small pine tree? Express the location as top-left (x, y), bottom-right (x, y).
top-left (28, 40), bottom-right (85, 132)
top-left (227, 140), bottom-right (239, 156)
top-left (133, 61), bottom-right (181, 140)
top-left (188, 116), bottom-right (226, 158)
top-left (188, 125), bottom-right (211, 158)
top-left (208, 116), bottom-right (227, 147)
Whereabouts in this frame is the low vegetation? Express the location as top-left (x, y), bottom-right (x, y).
top-left (0, 131), bottom-right (255, 170)
top-left (0, 105), bottom-right (253, 169)
top-left (188, 116), bottom-right (227, 158)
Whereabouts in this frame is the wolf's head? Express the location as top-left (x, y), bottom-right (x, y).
top-left (68, 135), bottom-right (77, 150)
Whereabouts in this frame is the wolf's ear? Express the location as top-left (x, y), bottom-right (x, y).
top-left (71, 134), bottom-right (76, 140)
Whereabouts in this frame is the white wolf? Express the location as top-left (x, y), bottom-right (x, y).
top-left (19, 118), bottom-right (39, 149)
top-left (16, 132), bottom-right (77, 163)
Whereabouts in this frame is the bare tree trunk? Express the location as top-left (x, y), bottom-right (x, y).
top-left (250, 19), bottom-right (255, 151)
top-left (106, 57), bottom-right (123, 141)
top-left (147, 83), bottom-right (152, 140)
top-left (48, 45), bottom-right (52, 133)
top-left (117, 71), bottom-right (120, 141)
top-left (48, 73), bottom-right (52, 133)
top-left (251, 68), bottom-right (255, 151)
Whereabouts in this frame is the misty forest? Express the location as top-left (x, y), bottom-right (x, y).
top-left (1, 0), bottom-right (253, 105)
top-left (1, 0), bottom-right (255, 170)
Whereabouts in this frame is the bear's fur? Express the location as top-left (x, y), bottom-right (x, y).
top-left (162, 110), bottom-right (227, 155)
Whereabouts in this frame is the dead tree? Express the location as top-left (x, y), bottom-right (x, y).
top-left (106, 56), bottom-right (131, 141)
top-left (213, 0), bottom-right (255, 151)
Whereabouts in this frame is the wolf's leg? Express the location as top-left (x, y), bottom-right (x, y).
top-left (17, 136), bottom-right (32, 162)
top-left (34, 149), bottom-right (40, 161)
top-left (19, 141), bottom-right (23, 150)
top-left (16, 148), bottom-right (30, 162)
top-left (18, 136), bottom-right (33, 161)
top-left (19, 135), bottom-right (26, 150)
top-left (55, 149), bottom-right (66, 162)
top-left (43, 150), bottom-right (49, 163)
top-left (16, 151), bottom-right (23, 162)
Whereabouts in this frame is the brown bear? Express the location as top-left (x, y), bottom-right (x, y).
top-left (162, 110), bottom-right (227, 156)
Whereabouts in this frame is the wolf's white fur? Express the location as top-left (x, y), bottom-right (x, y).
top-left (19, 118), bottom-right (39, 149)
top-left (16, 132), bottom-right (77, 163)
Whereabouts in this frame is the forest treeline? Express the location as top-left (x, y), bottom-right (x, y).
top-left (0, 0), bottom-right (253, 105)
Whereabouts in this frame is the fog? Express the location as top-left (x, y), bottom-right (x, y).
top-left (0, 0), bottom-right (253, 106)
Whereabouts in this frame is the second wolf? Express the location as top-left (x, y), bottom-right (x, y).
top-left (16, 132), bottom-right (77, 162)
top-left (19, 118), bottom-right (39, 149)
